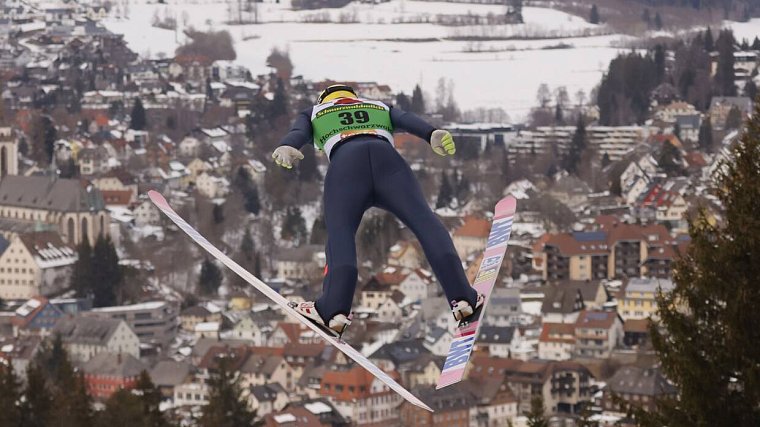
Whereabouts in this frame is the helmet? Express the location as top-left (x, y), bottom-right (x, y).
top-left (317, 84), bottom-right (357, 104)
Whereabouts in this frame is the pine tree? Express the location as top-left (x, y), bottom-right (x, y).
top-left (199, 258), bottom-right (223, 295)
top-left (642, 8), bottom-right (651, 27)
top-left (699, 118), bottom-right (714, 152)
top-left (525, 395), bottom-right (549, 427)
top-left (212, 203), bottom-right (224, 224)
top-left (98, 389), bottom-right (145, 427)
top-left (70, 238), bottom-right (94, 298)
top-left (0, 364), bottom-right (22, 427)
top-left (744, 78), bottom-right (757, 101)
top-left (577, 401), bottom-right (599, 427)
top-left (435, 171), bottom-right (453, 209)
top-left (269, 78), bottom-right (288, 119)
top-left (411, 84), bottom-right (425, 114)
top-left (715, 29), bottom-right (737, 96)
top-left (130, 98), bottom-right (147, 130)
top-left (589, 4), bottom-right (600, 24)
top-left (658, 141), bottom-right (684, 177)
top-left (281, 206), bottom-right (307, 244)
top-left (601, 152), bottom-right (611, 168)
top-left (704, 27), bottom-right (715, 52)
top-left (310, 217), bottom-right (327, 245)
top-left (22, 362), bottom-right (54, 427)
top-left (395, 92), bottom-right (411, 111)
top-left (673, 122), bottom-right (681, 140)
top-left (563, 116), bottom-right (586, 175)
top-left (133, 371), bottom-right (171, 427)
top-left (241, 227), bottom-right (255, 261)
top-left (752, 36), bottom-right (760, 51)
top-left (636, 99), bottom-right (760, 427)
top-left (244, 183), bottom-right (260, 215)
top-left (654, 12), bottom-right (663, 30)
top-left (199, 358), bottom-right (255, 427)
top-left (725, 105), bottom-right (743, 129)
top-left (92, 235), bottom-right (122, 307)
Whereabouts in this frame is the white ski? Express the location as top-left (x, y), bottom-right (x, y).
top-left (149, 190), bottom-right (433, 412)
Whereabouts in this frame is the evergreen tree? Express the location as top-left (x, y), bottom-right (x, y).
top-left (699, 117), bottom-right (714, 152)
top-left (244, 183), bottom-right (260, 215)
top-left (253, 252), bottom-right (262, 278)
top-left (725, 105), bottom-right (743, 129)
top-left (98, 389), bottom-right (145, 427)
top-left (654, 44), bottom-right (666, 83)
top-left (136, 370), bottom-right (170, 427)
top-left (554, 102), bottom-right (563, 124)
top-left (199, 258), bottom-right (223, 295)
top-left (310, 217), bottom-right (327, 245)
top-left (435, 171), bottom-right (453, 209)
top-left (673, 121), bottom-right (681, 140)
top-left (654, 12), bottom-right (663, 30)
top-left (92, 235), bottom-right (122, 307)
top-left (715, 29), bottom-right (737, 96)
top-left (395, 92), bottom-right (411, 111)
top-left (525, 395), bottom-right (549, 427)
top-left (0, 364), bottom-right (22, 427)
top-left (297, 144), bottom-right (320, 182)
top-left (704, 27), bottom-right (715, 52)
top-left (241, 227), bottom-right (255, 261)
top-left (577, 402), bottom-right (599, 427)
top-left (70, 238), bottom-right (94, 298)
top-left (563, 116), bottom-right (587, 175)
top-left (212, 203), bottom-right (224, 224)
top-left (601, 152), bottom-right (611, 168)
top-left (743, 78), bottom-right (757, 101)
top-left (658, 141), bottom-right (684, 176)
top-left (269, 78), bottom-right (288, 119)
top-left (589, 4), bottom-right (600, 24)
top-left (199, 359), bottom-right (255, 427)
top-left (636, 100), bottom-right (760, 427)
top-left (281, 206), bottom-right (307, 244)
top-left (642, 8), bottom-right (651, 27)
top-left (130, 98), bottom-right (147, 130)
top-left (30, 114), bottom-right (57, 165)
top-left (752, 36), bottom-right (760, 50)
top-left (22, 362), bottom-right (53, 427)
top-left (410, 84), bottom-right (425, 114)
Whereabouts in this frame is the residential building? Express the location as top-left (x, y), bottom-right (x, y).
top-left (376, 290), bottom-right (405, 323)
top-left (654, 101), bottom-right (698, 123)
top-left (512, 126), bottom-right (644, 161)
top-left (82, 351), bottom-right (147, 399)
top-left (484, 287), bottom-right (522, 326)
top-left (180, 305), bottom-right (222, 332)
top-left (0, 232), bottom-right (77, 300)
top-left (230, 312), bottom-right (271, 346)
top-left (538, 322), bottom-right (576, 360)
top-left (387, 241), bottom-right (424, 269)
top-left (273, 245), bottom-right (325, 281)
top-left (709, 96), bottom-right (752, 130)
top-left (602, 366), bottom-right (676, 413)
top-left (0, 335), bottom-right (42, 377)
top-left (132, 199), bottom-right (161, 227)
top-left (319, 365), bottom-right (402, 426)
top-left (540, 286), bottom-right (585, 324)
top-left (0, 175), bottom-right (109, 245)
top-left (477, 325), bottom-right (521, 358)
top-left (401, 384), bottom-right (478, 427)
top-left (617, 278), bottom-right (675, 321)
top-left (174, 381), bottom-right (209, 407)
top-left (86, 301), bottom-right (179, 348)
top-left (196, 172), bottom-right (230, 198)
top-left (53, 316), bottom-right (140, 362)
top-left (149, 360), bottom-right (193, 399)
top-left (574, 310), bottom-right (624, 359)
top-left (249, 383), bottom-right (289, 417)
top-left (263, 399), bottom-right (349, 427)
top-left (397, 268), bottom-right (434, 302)
top-left (453, 215), bottom-right (491, 259)
top-left (448, 122), bottom-right (515, 152)
top-left (422, 327), bottom-right (452, 357)
top-left (534, 223), bottom-right (678, 281)
top-left (634, 179), bottom-right (689, 232)
top-left (360, 273), bottom-right (402, 310)
top-left (12, 296), bottom-right (63, 336)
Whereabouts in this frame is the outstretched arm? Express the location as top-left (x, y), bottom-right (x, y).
top-left (278, 109), bottom-right (313, 150)
top-left (390, 107), bottom-right (456, 156)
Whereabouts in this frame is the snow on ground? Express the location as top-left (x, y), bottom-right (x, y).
top-left (104, 0), bottom-right (631, 120)
top-left (724, 18), bottom-right (760, 42)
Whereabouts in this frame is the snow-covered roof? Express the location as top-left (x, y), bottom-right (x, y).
top-left (91, 301), bottom-right (167, 313)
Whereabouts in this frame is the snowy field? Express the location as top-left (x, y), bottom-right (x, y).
top-left (104, 0), bottom-right (758, 120)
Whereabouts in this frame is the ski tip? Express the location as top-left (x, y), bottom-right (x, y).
top-left (416, 401), bottom-right (435, 412)
top-left (496, 195), bottom-right (517, 213)
top-left (147, 190), bottom-right (166, 206)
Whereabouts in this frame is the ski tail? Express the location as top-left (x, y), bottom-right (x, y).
top-left (148, 191), bottom-right (433, 412)
top-left (436, 196), bottom-right (517, 389)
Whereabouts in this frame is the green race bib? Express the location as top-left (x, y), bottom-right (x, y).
top-left (311, 99), bottom-right (395, 158)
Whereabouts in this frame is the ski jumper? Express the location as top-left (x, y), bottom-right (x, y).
top-left (278, 98), bottom-right (478, 321)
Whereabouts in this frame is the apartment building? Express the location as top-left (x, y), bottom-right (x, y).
top-left (617, 278), bottom-right (675, 321)
top-left (0, 231), bottom-right (77, 300)
top-left (86, 300), bottom-right (179, 348)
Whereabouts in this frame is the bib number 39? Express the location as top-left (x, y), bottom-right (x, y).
top-left (339, 110), bottom-right (370, 125)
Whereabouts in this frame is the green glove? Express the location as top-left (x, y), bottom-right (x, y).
top-left (272, 146), bottom-right (304, 169)
top-left (431, 129), bottom-right (456, 156)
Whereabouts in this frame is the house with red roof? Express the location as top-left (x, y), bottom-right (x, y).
top-left (12, 296), bottom-right (64, 336)
top-left (538, 322), bottom-right (576, 360)
top-left (573, 310), bottom-right (624, 359)
top-left (453, 215), bottom-right (492, 258)
top-left (319, 365), bottom-right (402, 426)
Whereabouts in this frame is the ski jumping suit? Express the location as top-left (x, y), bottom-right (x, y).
top-left (277, 98), bottom-right (478, 321)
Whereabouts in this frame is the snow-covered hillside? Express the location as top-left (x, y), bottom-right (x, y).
top-left (104, 0), bottom-right (631, 120)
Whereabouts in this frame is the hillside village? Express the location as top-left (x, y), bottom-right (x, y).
top-left (0, 0), bottom-right (756, 426)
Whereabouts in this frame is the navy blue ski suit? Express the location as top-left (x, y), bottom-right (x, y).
top-left (278, 104), bottom-right (478, 321)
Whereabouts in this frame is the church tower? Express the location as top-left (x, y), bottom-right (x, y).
top-left (0, 127), bottom-right (18, 178)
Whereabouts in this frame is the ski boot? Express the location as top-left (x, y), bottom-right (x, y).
top-left (289, 301), bottom-right (351, 338)
top-left (451, 293), bottom-right (486, 324)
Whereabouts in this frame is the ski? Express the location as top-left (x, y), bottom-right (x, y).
top-left (436, 196), bottom-right (517, 389)
top-left (148, 190), bottom-right (433, 412)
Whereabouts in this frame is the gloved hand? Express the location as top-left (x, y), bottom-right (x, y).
top-left (272, 146), bottom-right (304, 169)
top-left (431, 130), bottom-right (456, 156)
